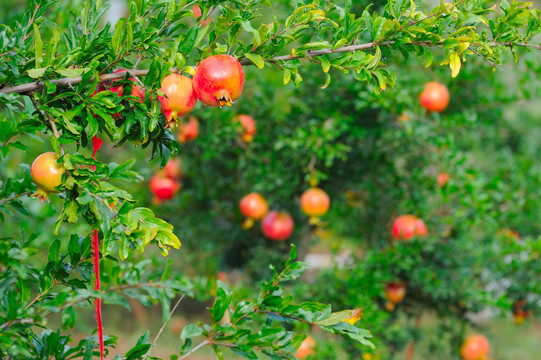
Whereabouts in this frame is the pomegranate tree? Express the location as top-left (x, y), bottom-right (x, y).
top-left (193, 55), bottom-right (244, 107)
top-left (392, 215), bottom-right (428, 241)
top-left (234, 114), bottom-right (256, 142)
top-left (158, 73), bottom-right (197, 128)
top-left (30, 152), bottom-right (66, 203)
top-left (261, 211), bottom-right (294, 241)
top-left (300, 187), bottom-right (330, 223)
top-left (178, 116), bottom-right (199, 143)
top-left (239, 192), bottom-right (269, 229)
top-left (460, 334), bottom-right (490, 360)
top-left (149, 173), bottom-right (181, 202)
top-left (419, 81), bottom-right (450, 113)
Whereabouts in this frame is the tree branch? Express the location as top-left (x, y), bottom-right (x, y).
top-left (1, 41), bottom-right (539, 95)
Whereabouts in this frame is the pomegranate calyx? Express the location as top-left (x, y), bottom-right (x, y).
top-left (217, 89), bottom-right (233, 107)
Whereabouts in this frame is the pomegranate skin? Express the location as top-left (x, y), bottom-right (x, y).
top-left (178, 116), bottom-right (199, 143)
top-left (460, 335), bottom-right (490, 360)
top-left (296, 336), bottom-right (316, 359)
top-left (392, 215), bottom-right (428, 241)
top-left (384, 282), bottom-right (406, 304)
top-left (234, 114), bottom-right (256, 142)
top-left (162, 158), bottom-right (183, 180)
top-left (300, 188), bottom-right (330, 217)
top-left (239, 193), bottom-right (269, 220)
top-left (31, 152), bottom-right (66, 203)
top-left (158, 74), bottom-right (197, 128)
top-left (193, 55), bottom-right (245, 107)
top-left (149, 174), bottom-right (180, 201)
top-left (437, 172), bottom-right (450, 187)
top-left (261, 211), bottom-right (294, 241)
top-left (419, 81), bottom-right (450, 112)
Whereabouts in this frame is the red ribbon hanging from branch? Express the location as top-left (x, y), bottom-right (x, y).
top-left (91, 135), bottom-right (104, 359)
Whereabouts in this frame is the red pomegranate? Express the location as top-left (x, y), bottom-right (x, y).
top-left (178, 116), bottom-right (199, 143)
top-left (109, 69), bottom-right (145, 103)
top-left (392, 215), bottom-right (428, 241)
top-left (149, 173), bottom-right (181, 201)
top-left (193, 55), bottom-right (245, 107)
top-left (261, 211), bottom-right (294, 241)
top-left (460, 334), bottom-right (490, 360)
top-left (162, 158), bottom-right (183, 180)
top-left (234, 114), bottom-right (256, 142)
top-left (158, 74), bottom-right (197, 128)
top-left (437, 172), bottom-right (450, 187)
top-left (240, 193), bottom-right (269, 219)
top-left (296, 336), bottom-right (316, 359)
top-left (300, 188), bottom-right (330, 219)
top-left (30, 152), bottom-right (66, 203)
top-left (192, 4), bottom-right (211, 26)
top-left (419, 81), bottom-right (450, 113)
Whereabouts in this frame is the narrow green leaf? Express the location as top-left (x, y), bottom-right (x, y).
top-left (244, 53), bottom-right (264, 69)
top-left (33, 23), bottom-right (43, 67)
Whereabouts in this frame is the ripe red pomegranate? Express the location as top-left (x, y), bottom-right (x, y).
top-left (300, 188), bottom-right (330, 219)
top-left (30, 152), bottom-right (66, 203)
top-left (193, 55), bottom-right (244, 107)
top-left (109, 69), bottom-right (145, 103)
top-left (240, 193), bottom-right (268, 229)
top-left (162, 158), bottom-right (183, 180)
top-left (178, 116), bottom-right (199, 143)
top-left (460, 334), bottom-right (490, 360)
top-left (392, 215), bottom-right (428, 241)
top-left (437, 172), bottom-right (450, 187)
top-left (234, 114), bottom-right (256, 142)
top-left (158, 74), bottom-right (197, 128)
top-left (261, 211), bottom-right (294, 241)
top-left (149, 173), bottom-right (180, 202)
top-left (419, 81), bottom-right (450, 112)
top-left (296, 336), bottom-right (316, 359)
top-left (192, 4), bottom-right (211, 26)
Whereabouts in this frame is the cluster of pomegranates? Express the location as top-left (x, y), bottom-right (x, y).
top-left (148, 158), bottom-right (183, 203)
top-left (159, 54), bottom-right (245, 128)
top-left (239, 187), bottom-right (331, 242)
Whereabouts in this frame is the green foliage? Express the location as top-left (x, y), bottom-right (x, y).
top-left (1, 0), bottom-right (541, 359)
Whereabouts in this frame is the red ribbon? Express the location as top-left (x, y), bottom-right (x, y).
top-left (91, 135), bottom-right (104, 360)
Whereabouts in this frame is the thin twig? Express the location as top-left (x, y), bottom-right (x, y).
top-left (142, 294), bottom-right (186, 360)
top-left (46, 113), bottom-right (64, 155)
top-left (0, 191), bottom-right (32, 206)
top-left (179, 339), bottom-right (210, 360)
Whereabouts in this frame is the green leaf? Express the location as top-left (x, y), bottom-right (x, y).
top-left (28, 67), bottom-right (49, 78)
top-left (48, 239), bottom-right (61, 262)
top-left (180, 324), bottom-right (203, 341)
top-left (320, 57), bottom-right (330, 73)
top-left (55, 68), bottom-right (91, 78)
top-left (33, 23), bottom-right (43, 67)
top-left (112, 18), bottom-right (126, 55)
top-left (241, 20), bottom-right (261, 46)
top-left (244, 53), bottom-right (264, 69)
